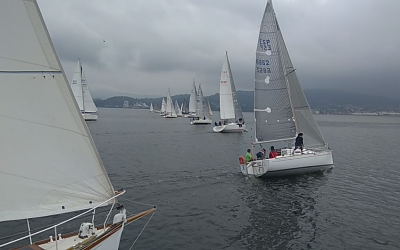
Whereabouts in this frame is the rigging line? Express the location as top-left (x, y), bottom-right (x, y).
top-left (120, 197), bottom-right (155, 207)
top-left (0, 114), bottom-right (90, 138)
top-left (127, 211), bottom-right (156, 250)
top-left (0, 56), bottom-right (61, 70)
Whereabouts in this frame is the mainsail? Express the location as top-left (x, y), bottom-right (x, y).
top-left (0, 0), bottom-right (115, 222)
top-left (189, 79), bottom-right (197, 114)
top-left (254, 0), bottom-right (296, 143)
top-left (81, 66), bottom-right (98, 113)
top-left (196, 84), bottom-right (209, 119)
top-left (219, 52), bottom-right (244, 123)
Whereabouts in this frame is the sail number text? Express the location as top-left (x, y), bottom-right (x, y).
top-left (259, 39), bottom-right (271, 51)
top-left (256, 59), bottom-right (270, 66)
top-left (256, 67), bottom-right (271, 73)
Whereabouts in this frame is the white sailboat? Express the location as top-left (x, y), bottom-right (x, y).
top-left (190, 84), bottom-right (212, 125)
top-left (239, 0), bottom-right (333, 177)
top-left (175, 100), bottom-right (183, 117)
top-left (187, 79), bottom-right (197, 118)
top-left (213, 52), bottom-right (246, 133)
top-left (165, 89), bottom-right (177, 118)
top-left (181, 98), bottom-right (189, 116)
top-left (0, 1), bottom-right (155, 249)
top-left (160, 97), bottom-right (166, 116)
top-left (70, 59), bottom-right (99, 121)
top-left (149, 102), bottom-right (154, 113)
top-left (208, 101), bottom-right (213, 116)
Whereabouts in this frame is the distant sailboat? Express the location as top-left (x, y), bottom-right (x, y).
top-left (181, 98), bottom-right (189, 116)
top-left (0, 1), bottom-right (155, 249)
top-left (175, 100), bottom-right (183, 117)
top-left (149, 102), bottom-right (154, 113)
top-left (213, 52), bottom-right (246, 133)
top-left (165, 89), bottom-right (177, 118)
top-left (188, 79), bottom-right (197, 118)
top-left (190, 84), bottom-right (212, 125)
top-left (208, 101), bottom-right (213, 116)
top-left (239, 0), bottom-right (333, 177)
top-left (70, 59), bottom-right (99, 121)
top-left (160, 97), bottom-right (166, 116)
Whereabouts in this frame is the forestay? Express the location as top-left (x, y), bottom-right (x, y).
top-left (254, 0), bottom-right (296, 143)
top-left (0, 0), bottom-right (115, 222)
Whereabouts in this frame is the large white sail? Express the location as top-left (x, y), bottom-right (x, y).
top-left (0, 0), bottom-right (115, 222)
top-left (149, 102), bottom-right (154, 112)
top-left (254, 0), bottom-right (296, 143)
top-left (188, 79), bottom-right (197, 114)
top-left (219, 53), bottom-right (235, 120)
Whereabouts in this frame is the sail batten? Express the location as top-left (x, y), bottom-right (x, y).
top-left (0, 0), bottom-right (115, 222)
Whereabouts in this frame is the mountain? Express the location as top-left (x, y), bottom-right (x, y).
top-left (94, 89), bottom-right (400, 112)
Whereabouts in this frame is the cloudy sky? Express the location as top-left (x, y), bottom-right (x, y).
top-left (37, 0), bottom-right (400, 99)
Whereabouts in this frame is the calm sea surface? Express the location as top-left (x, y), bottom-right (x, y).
top-left (2, 108), bottom-right (400, 249)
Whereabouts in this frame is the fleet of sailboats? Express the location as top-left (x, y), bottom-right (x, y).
top-left (239, 0), bottom-right (333, 177)
top-left (70, 59), bottom-right (99, 121)
top-left (0, 1), bottom-right (155, 249)
top-left (0, 1), bottom-right (335, 247)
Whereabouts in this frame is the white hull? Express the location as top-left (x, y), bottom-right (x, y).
top-left (36, 224), bottom-right (124, 250)
top-left (190, 118), bottom-right (212, 125)
top-left (165, 114), bottom-right (177, 118)
top-left (213, 123), bottom-right (246, 133)
top-left (240, 150), bottom-right (333, 177)
top-left (83, 112), bottom-right (98, 121)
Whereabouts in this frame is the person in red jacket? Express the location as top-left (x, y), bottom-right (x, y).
top-left (269, 146), bottom-right (278, 159)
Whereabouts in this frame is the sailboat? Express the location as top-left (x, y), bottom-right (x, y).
top-left (208, 101), bottom-right (213, 116)
top-left (190, 84), bottom-right (212, 125)
top-left (187, 79), bottom-right (197, 118)
top-left (0, 1), bottom-right (155, 249)
top-left (165, 89), bottom-right (177, 118)
top-left (149, 102), bottom-right (154, 113)
top-left (70, 59), bottom-right (99, 121)
top-left (181, 98), bottom-right (189, 116)
top-left (239, 0), bottom-right (333, 177)
top-left (160, 97), bottom-right (166, 116)
top-left (175, 100), bottom-right (183, 117)
top-left (213, 52), bottom-right (246, 133)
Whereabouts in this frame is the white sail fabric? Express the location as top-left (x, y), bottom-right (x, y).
top-left (0, 0), bottom-right (115, 222)
top-left (175, 100), bottom-right (182, 116)
top-left (166, 89), bottom-right (173, 115)
top-left (219, 53), bottom-right (235, 120)
top-left (277, 29), bottom-right (326, 147)
top-left (254, 0), bottom-right (296, 142)
top-left (149, 103), bottom-right (154, 112)
top-left (81, 67), bottom-right (98, 113)
top-left (196, 85), bottom-right (209, 118)
top-left (226, 53), bottom-right (244, 123)
top-left (161, 98), bottom-right (166, 113)
top-left (189, 80), bottom-right (197, 114)
top-left (208, 101), bottom-right (213, 116)
top-left (70, 61), bottom-right (84, 111)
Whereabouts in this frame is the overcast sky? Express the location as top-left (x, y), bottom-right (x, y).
top-left (37, 0), bottom-right (400, 99)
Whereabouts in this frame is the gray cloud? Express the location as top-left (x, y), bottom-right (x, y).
top-left (38, 0), bottom-right (400, 99)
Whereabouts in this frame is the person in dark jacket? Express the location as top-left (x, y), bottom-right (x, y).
top-left (295, 133), bottom-right (304, 151)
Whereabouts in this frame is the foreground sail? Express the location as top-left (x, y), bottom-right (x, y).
top-left (70, 59), bottom-right (99, 121)
top-left (239, 0), bottom-right (333, 177)
top-left (0, 1), bottom-right (155, 249)
top-left (190, 84), bottom-right (212, 125)
top-left (213, 52), bottom-right (246, 133)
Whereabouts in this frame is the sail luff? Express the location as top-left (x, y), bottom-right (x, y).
top-left (0, 0), bottom-right (115, 222)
